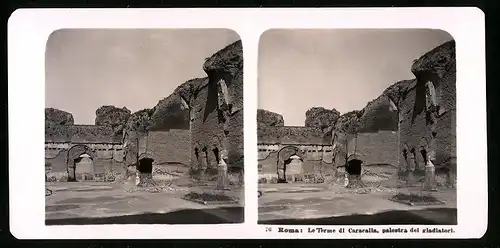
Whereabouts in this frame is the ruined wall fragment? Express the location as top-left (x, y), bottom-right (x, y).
top-left (95, 105), bottom-right (131, 136)
top-left (190, 39), bottom-right (243, 169)
top-left (399, 40), bottom-right (456, 173)
top-left (305, 107), bottom-right (340, 135)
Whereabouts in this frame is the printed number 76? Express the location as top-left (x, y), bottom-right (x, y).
top-left (265, 227), bottom-right (272, 232)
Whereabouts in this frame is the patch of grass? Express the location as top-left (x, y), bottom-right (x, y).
top-left (183, 192), bottom-right (234, 202)
top-left (392, 193), bottom-right (439, 203)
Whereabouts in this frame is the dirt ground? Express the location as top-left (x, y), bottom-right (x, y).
top-left (258, 182), bottom-right (457, 225)
top-left (45, 180), bottom-right (244, 224)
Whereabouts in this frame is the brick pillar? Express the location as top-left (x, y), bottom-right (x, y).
top-left (200, 152), bottom-right (208, 181)
top-left (277, 161), bottom-right (286, 183)
top-left (66, 152), bottom-right (76, 182)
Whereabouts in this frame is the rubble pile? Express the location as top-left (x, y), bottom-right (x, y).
top-left (45, 188), bottom-right (53, 196)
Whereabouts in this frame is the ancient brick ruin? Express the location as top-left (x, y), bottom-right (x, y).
top-left (46, 40), bottom-right (244, 189)
top-left (258, 40), bottom-right (456, 188)
top-left (45, 113), bottom-right (191, 182)
top-left (389, 40), bottom-right (456, 187)
top-left (187, 40), bottom-right (244, 186)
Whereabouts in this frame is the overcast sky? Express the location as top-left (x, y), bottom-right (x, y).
top-left (258, 29), bottom-right (453, 126)
top-left (45, 29), bottom-right (240, 124)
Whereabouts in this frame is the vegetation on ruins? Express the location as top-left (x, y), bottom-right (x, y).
top-left (411, 40), bottom-right (456, 78)
top-left (182, 192), bottom-right (236, 204)
top-left (257, 109), bottom-right (284, 127)
top-left (95, 105), bottom-right (131, 136)
top-left (45, 108), bottom-right (75, 137)
top-left (124, 108), bottom-right (155, 133)
top-left (335, 110), bottom-right (363, 135)
top-left (45, 78), bottom-right (206, 140)
top-left (45, 108), bottom-right (75, 126)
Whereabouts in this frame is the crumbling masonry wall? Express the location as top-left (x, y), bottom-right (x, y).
top-left (257, 125), bottom-right (334, 183)
top-left (45, 142), bottom-right (125, 181)
top-left (137, 130), bottom-right (191, 166)
top-left (190, 40), bottom-right (244, 173)
top-left (257, 143), bottom-right (334, 183)
top-left (398, 40), bottom-right (456, 180)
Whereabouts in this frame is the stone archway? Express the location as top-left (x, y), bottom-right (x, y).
top-left (66, 145), bottom-right (96, 182)
top-left (276, 146), bottom-right (305, 183)
top-left (284, 155), bottom-right (304, 182)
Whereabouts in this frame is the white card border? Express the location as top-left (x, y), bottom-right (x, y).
top-left (8, 7), bottom-right (486, 239)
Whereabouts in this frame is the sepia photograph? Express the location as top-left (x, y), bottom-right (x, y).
top-left (257, 29), bottom-right (457, 225)
top-left (44, 29), bottom-right (244, 225)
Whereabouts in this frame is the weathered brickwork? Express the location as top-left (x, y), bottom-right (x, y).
top-left (341, 131), bottom-right (399, 167)
top-left (257, 143), bottom-right (334, 183)
top-left (190, 40), bottom-right (244, 171)
top-left (397, 40), bottom-right (456, 181)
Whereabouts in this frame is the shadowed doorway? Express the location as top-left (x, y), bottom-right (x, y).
top-left (137, 157), bottom-right (154, 186)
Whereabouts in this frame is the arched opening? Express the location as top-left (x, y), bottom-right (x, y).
top-left (74, 154), bottom-right (95, 181)
top-left (403, 149), bottom-right (408, 161)
top-left (213, 147), bottom-right (220, 165)
top-left (137, 157), bottom-right (153, 174)
top-left (137, 156), bottom-right (154, 186)
top-left (66, 145), bottom-right (96, 182)
top-left (420, 148), bottom-right (428, 165)
top-left (407, 147), bottom-right (418, 170)
top-left (276, 146), bottom-right (305, 183)
top-left (194, 147), bottom-right (199, 160)
top-left (346, 159), bottom-right (362, 176)
top-left (402, 148), bottom-right (409, 172)
top-left (283, 155), bottom-right (304, 182)
top-left (345, 156), bottom-right (364, 188)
